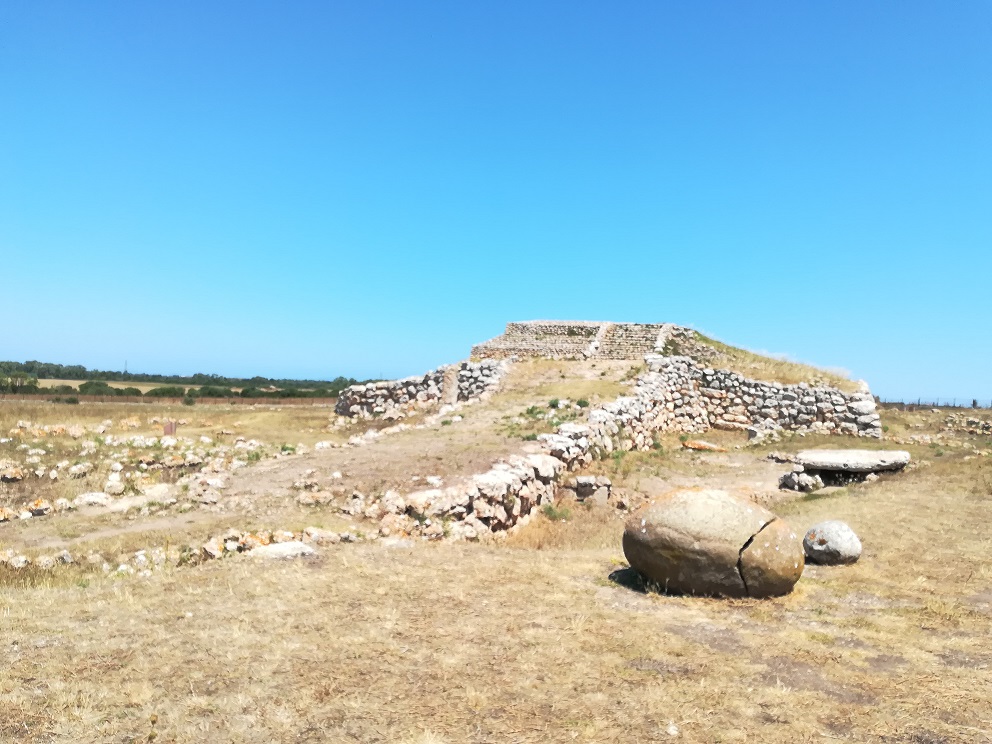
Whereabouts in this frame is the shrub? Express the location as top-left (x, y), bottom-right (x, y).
top-left (192, 385), bottom-right (236, 398)
top-left (441, 419), bottom-right (452, 426)
top-left (548, 398), bottom-right (560, 409)
top-left (182, 395), bottom-right (196, 406)
top-left (146, 386), bottom-right (186, 398)
top-left (542, 503), bottom-right (572, 521)
top-left (576, 398), bottom-right (589, 408)
top-left (78, 380), bottom-right (117, 396)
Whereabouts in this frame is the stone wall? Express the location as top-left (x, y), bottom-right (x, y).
top-left (471, 320), bottom-right (603, 360)
top-left (537, 355), bottom-right (880, 472)
top-left (334, 360), bottom-right (509, 419)
top-left (472, 320), bottom-right (720, 362)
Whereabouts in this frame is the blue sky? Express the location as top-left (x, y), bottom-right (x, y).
top-left (2, 2), bottom-right (989, 401)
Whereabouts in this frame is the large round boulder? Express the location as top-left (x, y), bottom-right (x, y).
top-left (803, 520), bottom-right (862, 565)
top-left (623, 489), bottom-right (804, 598)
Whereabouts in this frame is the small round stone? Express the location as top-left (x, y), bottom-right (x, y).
top-left (803, 520), bottom-right (862, 565)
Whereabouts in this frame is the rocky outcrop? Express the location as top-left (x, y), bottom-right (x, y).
top-left (335, 360), bottom-right (509, 419)
top-left (622, 489), bottom-right (804, 598)
top-left (804, 521), bottom-right (862, 565)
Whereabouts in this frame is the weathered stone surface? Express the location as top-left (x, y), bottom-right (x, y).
top-left (739, 519), bottom-right (805, 596)
top-left (623, 489), bottom-right (803, 598)
top-left (804, 521), bottom-right (862, 565)
top-left (795, 450), bottom-right (910, 473)
top-left (249, 542), bottom-right (315, 560)
top-left (682, 440), bottom-right (728, 452)
top-left (303, 527), bottom-right (340, 544)
top-left (779, 467), bottom-right (825, 493)
top-left (74, 492), bottom-right (112, 507)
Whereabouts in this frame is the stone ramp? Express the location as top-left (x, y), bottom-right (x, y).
top-left (597, 323), bottom-right (669, 359)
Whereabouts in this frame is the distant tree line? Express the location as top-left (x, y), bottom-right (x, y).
top-left (0, 361), bottom-right (364, 399)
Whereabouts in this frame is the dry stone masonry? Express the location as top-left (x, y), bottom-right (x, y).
top-left (335, 359), bottom-right (509, 419)
top-left (538, 355), bottom-right (881, 475)
top-left (471, 320), bottom-right (698, 360)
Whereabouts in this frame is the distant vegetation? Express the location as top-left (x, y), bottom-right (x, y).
top-left (0, 361), bottom-right (363, 399)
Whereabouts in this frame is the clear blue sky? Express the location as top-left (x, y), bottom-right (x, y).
top-left (2, 2), bottom-right (989, 401)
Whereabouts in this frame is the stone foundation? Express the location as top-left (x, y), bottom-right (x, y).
top-left (334, 360), bottom-right (509, 419)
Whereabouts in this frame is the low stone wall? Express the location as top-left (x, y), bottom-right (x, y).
top-left (334, 360), bottom-right (509, 418)
top-left (538, 356), bottom-right (880, 471)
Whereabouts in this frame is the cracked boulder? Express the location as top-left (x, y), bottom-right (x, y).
top-left (623, 489), bottom-right (804, 598)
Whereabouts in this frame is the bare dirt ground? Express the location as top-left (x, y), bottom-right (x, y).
top-left (1, 364), bottom-right (991, 743)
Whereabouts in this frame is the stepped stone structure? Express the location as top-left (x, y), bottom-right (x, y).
top-left (472, 320), bottom-right (688, 361)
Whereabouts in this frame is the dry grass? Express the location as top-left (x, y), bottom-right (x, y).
top-left (1, 393), bottom-right (991, 742)
top-left (693, 333), bottom-right (859, 392)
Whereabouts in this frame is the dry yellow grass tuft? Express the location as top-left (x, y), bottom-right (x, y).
top-left (692, 332), bottom-right (859, 392)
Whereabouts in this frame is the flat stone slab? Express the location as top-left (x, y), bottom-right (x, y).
top-left (795, 450), bottom-right (910, 473)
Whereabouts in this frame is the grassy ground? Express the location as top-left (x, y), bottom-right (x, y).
top-left (1, 373), bottom-right (990, 742)
top-left (692, 333), bottom-right (860, 392)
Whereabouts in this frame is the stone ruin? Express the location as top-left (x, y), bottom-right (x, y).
top-left (318, 321), bottom-right (884, 543)
top-left (471, 320), bottom-right (713, 361)
top-left (334, 359), bottom-right (509, 419)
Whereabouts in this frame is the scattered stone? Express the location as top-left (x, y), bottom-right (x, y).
top-left (779, 466), bottom-right (825, 493)
top-left (297, 491), bottom-right (334, 506)
top-left (292, 470), bottom-right (320, 491)
top-left (68, 462), bottom-right (93, 478)
top-left (682, 440), bottom-right (727, 452)
top-left (0, 464), bottom-right (25, 483)
top-left (29, 499), bottom-right (53, 517)
top-left (804, 521), bottom-right (862, 565)
top-left (303, 527), bottom-right (340, 545)
top-left (74, 492), bottom-right (113, 507)
top-left (55, 550), bottom-right (74, 565)
top-left (765, 452), bottom-right (795, 464)
top-left (202, 537), bottom-right (225, 559)
top-left (248, 542), bottom-right (315, 560)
